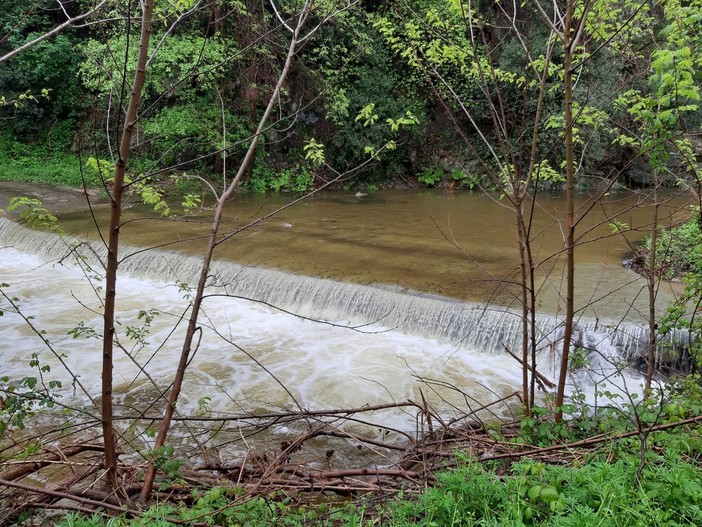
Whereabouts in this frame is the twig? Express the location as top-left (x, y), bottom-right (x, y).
top-left (504, 347), bottom-right (556, 390)
top-left (0, 444), bottom-right (105, 482)
top-left (0, 479), bottom-right (134, 515)
top-left (481, 414), bottom-right (702, 461)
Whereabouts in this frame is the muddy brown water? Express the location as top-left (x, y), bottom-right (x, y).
top-left (2, 182), bottom-right (690, 319)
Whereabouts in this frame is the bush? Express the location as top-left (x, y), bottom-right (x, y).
top-left (247, 162), bottom-right (315, 193)
top-left (417, 167), bottom-right (443, 187)
top-left (637, 214), bottom-right (702, 279)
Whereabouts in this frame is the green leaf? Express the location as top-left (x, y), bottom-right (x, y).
top-left (528, 485), bottom-right (543, 500)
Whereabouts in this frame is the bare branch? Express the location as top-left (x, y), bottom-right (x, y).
top-left (0, 1), bottom-right (109, 63)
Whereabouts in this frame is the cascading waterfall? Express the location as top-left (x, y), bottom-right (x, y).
top-left (0, 217), bottom-right (687, 427)
top-left (0, 218), bottom-right (681, 362)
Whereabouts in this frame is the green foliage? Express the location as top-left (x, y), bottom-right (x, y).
top-left (85, 157), bottom-right (204, 216)
top-left (1, 352), bottom-right (61, 439)
top-left (655, 214), bottom-right (702, 368)
top-left (306, 18), bottom-right (425, 178)
top-left (613, 0), bottom-right (702, 177)
top-left (79, 34), bottom-right (230, 104)
top-left (356, 103), bottom-right (379, 127)
top-left (569, 347), bottom-right (591, 370)
top-left (343, 106), bottom-right (419, 173)
top-left (0, 133), bottom-right (88, 186)
top-left (148, 444), bottom-right (186, 491)
top-left (417, 167), bottom-right (443, 187)
top-left (448, 169), bottom-right (481, 190)
top-left (387, 445), bottom-right (702, 526)
top-left (86, 157), bottom-right (174, 214)
top-left (545, 103), bottom-right (614, 156)
top-left (661, 277), bottom-right (702, 367)
top-left (519, 406), bottom-right (576, 447)
top-left (0, 31), bottom-right (82, 138)
top-left (609, 220), bottom-right (630, 234)
top-left (54, 486), bottom-right (365, 526)
top-left (0, 153), bottom-right (88, 186)
top-left (247, 162), bottom-right (315, 193)
top-left (84, 157), bottom-right (115, 181)
top-left (7, 197), bottom-right (64, 233)
top-left (126, 309), bottom-right (159, 347)
top-left (1, 0), bottom-right (697, 191)
top-left (303, 138), bottom-right (325, 167)
top-left (0, 89), bottom-right (51, 109)
top-left (143, 103), bottom-right (250, 164)
top-left (637, 215), bottom-right (702, 279)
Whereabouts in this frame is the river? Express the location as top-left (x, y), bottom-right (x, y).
top-left (47, 186), bottom-right (689, 316)
top-left (0, 183), bottom-right (692, 446)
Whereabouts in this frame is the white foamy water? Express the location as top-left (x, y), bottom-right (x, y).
top-left (0, 246), bottom-right (526, 431)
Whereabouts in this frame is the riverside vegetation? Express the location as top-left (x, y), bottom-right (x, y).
top-left (0, 0), bottom-right (700, 192)
top-left (9, 392), bottom-right (702, 526)
top-left (2, 0), bottom-right (702, 525)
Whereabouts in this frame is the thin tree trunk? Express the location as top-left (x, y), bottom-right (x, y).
top-left (645, 175), bottom-right (659, 392)
top-left (555, 3), bottom-right (576, 423)
top-left (139, 7), bottom-right (309, 501)
top-left (516, 202), bottom-right (531, 412)
top-left (527, 232), bottom-right (538, 408)
top-left (522, 37), bottom-right (553, 411)
top-left (101, 0), bottom-right (154, 490)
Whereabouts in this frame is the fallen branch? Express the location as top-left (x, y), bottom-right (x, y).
top-left (0, 478), bottom-right (134, 515)
top-left (0, 443), bottom-right (105, 482)
top-left (308, 467), bottom-right (424, 483)
top-left (0, 464), bottom-right (101, 524)
top-left (113, 401), bottom-right (423, 423)
top-left (481, 413), bottom-right (702, 461)
top-left (505, 347), bottom-right (556, 390)
top-left (313, 430), bottom-right (409, 451)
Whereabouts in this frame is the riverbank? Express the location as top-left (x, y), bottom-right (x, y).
top-left (0, 180), bottom-right (105, 216)
top-left (5, 409), bottom-right (702, 526)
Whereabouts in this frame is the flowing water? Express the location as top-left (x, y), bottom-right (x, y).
top-left (50, 187), bottom-right (689, 316)
top-left (0, 186), bottom-right (693, 448)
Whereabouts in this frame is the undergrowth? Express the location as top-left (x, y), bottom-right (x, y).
top-left (0, 149), bottom-right (89, 187)
top-left (38, 421), bottom-right (702, 527)
top-left (387, 449), bottom-right (702, 527)
top-left (11, 378), bottom-right (702, 526)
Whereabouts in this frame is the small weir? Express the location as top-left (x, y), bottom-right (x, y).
top-left (0, 217), bottom-right (678, 361)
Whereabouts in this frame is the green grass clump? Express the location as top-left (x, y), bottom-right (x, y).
top-left (55, 487), bottom-right (366, 527)
top-left (0, 152), bottom-right (91, 187)
top-left (386, 451), bottom-right (702, 526)
top-left (0, 130), bottom-right (98, 187)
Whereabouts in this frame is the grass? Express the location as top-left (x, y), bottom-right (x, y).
top-left (0, 150), bottom-right (92, 188)
top-left (386, 451), bottom-right (702, 526)
top-left (0, 138), bottom-right (211, 197)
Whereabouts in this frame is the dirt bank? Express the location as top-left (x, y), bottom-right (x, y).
top-left (0, 181), bottom-right (106, 216)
